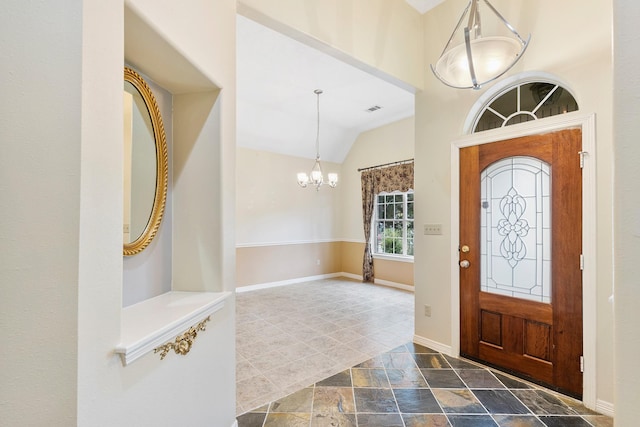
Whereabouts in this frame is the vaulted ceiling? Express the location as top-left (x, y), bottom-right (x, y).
top-left (236, 2), bottom-right (444, 163)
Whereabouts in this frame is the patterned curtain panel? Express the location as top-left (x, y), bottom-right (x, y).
top-left (376, 163), bottom-right (414, 193)
top-left (361, 171), bottom-right (376, 282)
top-left (360, 163), bottom-right (414, 283)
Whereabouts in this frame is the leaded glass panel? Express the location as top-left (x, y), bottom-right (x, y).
top-left (480, 156), bottom-right (551, 303)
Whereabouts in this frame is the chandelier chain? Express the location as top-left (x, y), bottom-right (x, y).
top-left (315, 89), bottom-right (322, 160)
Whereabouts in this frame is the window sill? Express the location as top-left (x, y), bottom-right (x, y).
top-left (373, 253), bottom-right (414, 263)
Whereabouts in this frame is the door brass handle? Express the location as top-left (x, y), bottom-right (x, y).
top-left (459, 260), bottom-right (470, 268)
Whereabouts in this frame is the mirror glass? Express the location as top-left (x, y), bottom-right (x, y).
top-left (123, 67), bottom-right (168, 256)
top-left (123, 81), bottom-right (157, 244)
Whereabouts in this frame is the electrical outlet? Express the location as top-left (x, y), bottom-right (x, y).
top-left (424, 304), bottom-right (432, 317)
top-left (424, 224), bottom-right (443, 235)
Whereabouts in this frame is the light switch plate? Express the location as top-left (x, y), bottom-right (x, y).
top-left (424, 224), bottom-right (442, 235)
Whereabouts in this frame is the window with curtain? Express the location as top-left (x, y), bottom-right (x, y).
top-left (361, 162), bottom-right (414, 282)
top-left (373, 191), bottom-right (414, 257)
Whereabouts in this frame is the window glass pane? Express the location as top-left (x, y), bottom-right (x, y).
top-left (407, 193), bottom-right (414, 202)
top-left (375, 222), bottom-right (383, 253)
top-left (475, 109), bottom-right (503, 132)
top-left (378, 204), bottom-right (385, 219)
top-left (407, 201), bottom-right (414, 219)
top-left (395, 194), bottom-right (403, 203)
top-left (384, 222), bottom-right (395, 254)
top-left (489, 87), bottom-right (517, 118)
top-left (385, 204), bottom-right (394, 219)
top-left (388, 234), bottom-right (402, 254)
top-left (394, 202), bottom-right (404, 219)
top-left (407, 221), bottom-right (414, 256)
top-left (385, 195), bottom-right (394, 203)
top-left (504, 113), bottom-right (536, 126)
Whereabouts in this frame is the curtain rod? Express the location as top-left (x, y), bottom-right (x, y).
top-left (357, 158), bottom-right (414, 172)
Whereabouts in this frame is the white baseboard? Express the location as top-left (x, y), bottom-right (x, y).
top-left (236, 273), bottom-right (344, 293)
top-left (374, 278), bottom-right (414, 292)
top-left (315, 272), bottom-right (414, 292)
top-left (596, 399), bottom-right (614, 417)
top-left (236, 272), bottom-right (414, 293)
top-left (413, 334), bottom-right (453, 357)
top-left (340, 272), bottom-right (362, 281)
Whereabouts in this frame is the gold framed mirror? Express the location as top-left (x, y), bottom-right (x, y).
top-left (123, 67), bottom-right (168, 256)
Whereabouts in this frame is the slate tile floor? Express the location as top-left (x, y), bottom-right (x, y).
top-left (237, 342), bottom-right (613, 427)
top-left (236, 279), bottom-right (612, 426)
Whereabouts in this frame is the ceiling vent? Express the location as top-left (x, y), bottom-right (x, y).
top-left (366, 105), bottom-right (383, 113)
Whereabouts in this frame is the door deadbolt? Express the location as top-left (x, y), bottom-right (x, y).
top-left (461, 245), bottom-right (470, 253)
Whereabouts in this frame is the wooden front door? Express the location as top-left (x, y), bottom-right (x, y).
top-left (459, 129), bottom-right (583, 398)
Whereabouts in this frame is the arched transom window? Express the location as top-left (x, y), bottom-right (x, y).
top-left (473, 82), bottom-right (579, 133)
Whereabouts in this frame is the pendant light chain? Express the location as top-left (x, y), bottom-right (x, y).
top-left (315, 89), bottom-right (322, 160)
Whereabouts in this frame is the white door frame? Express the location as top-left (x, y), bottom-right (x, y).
top-left (450, 112), bottom-right (597, 409)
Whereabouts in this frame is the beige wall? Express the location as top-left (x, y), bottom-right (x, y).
top-left (375, 257), bottom-right (414, 286)
top-left (341, 241), bottom-right (414, 287)
top-left (236, 242), bottom-right (342, 287)
top-left (416, 0), bottom-right (614, 407)
top-left (341, 241), bottom-right (366, 277)
top-left (237, 240), bottom-right (413, 288)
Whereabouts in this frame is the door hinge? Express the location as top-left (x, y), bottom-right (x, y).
top-left (580, 254), bottom-right (584, 271)
top-left (580, 355), bottom-right (584, 373)
top-left (579, 151), bottom-right (588, 168)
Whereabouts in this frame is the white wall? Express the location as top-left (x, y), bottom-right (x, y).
top-left (340, 117), bottom-right (415, 242)
top-left (123, 74), bottom-right (173, 306)
top-left (416, 0), bottom-right (614, 407)
top-left (78, 0), bottom-right (237, 424)
top-left (1, 0), bottom-right (237, 425)
top-left (613, 0), bottom-right (640, 424)
top-left (1, 1), bottom-right (82, 423)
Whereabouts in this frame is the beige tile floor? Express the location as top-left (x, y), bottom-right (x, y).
top-left (235, 278), bottom-right (414, 415)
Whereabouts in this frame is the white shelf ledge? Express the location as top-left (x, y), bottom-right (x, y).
top-left (115, 291), bottom-right (231, 366)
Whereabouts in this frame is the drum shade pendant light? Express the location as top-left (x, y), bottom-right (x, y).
top-left (431, 0), bottom-right (530, 90)
top-left (297, 90), bottom-right (338, 191)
